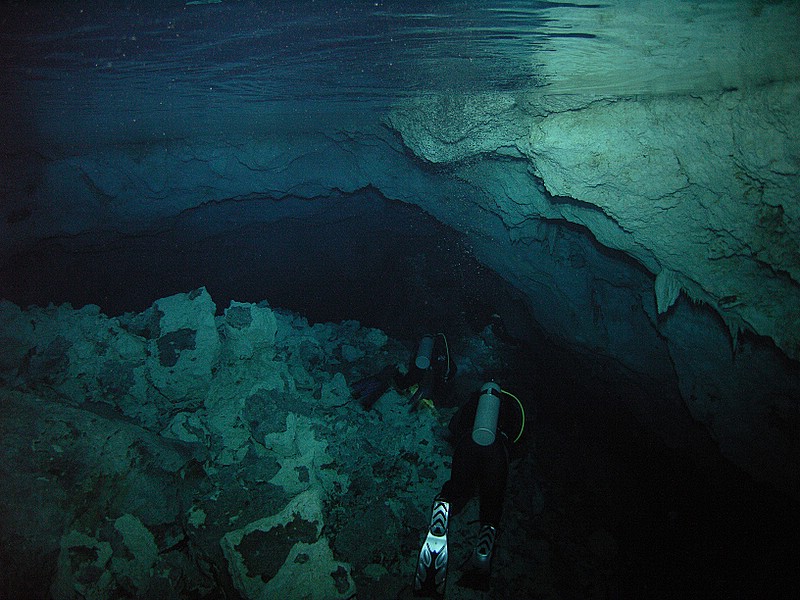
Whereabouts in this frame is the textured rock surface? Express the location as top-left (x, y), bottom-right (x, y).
top-left (1, 390), bottom-right (195, 599)
top-left (220, 489), bottom-right (355, 600)
top-left (149, 287), bottom-right (221, 405)
top-left (0, 290), bottom-right (450, 598)
top-left (659, 297), bottom-right (800, 489)
top-left (384, 1), bottom-right (800, 360)
top-left (386, 82), bottom-right (800, 360)
top-left (526, 86), bottom-right (800, 359)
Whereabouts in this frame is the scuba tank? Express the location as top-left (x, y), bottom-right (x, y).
top-left (409, 334), bottom-right (454, 411)
top-left (472, 382), bottom-right (502, 446)
top-left (415, 335), bottom-right (435, 370)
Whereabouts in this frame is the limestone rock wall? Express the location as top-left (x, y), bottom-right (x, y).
top-left (384, 0), bottom-right (800, 360)
top-left (527, 85), bottom-right (800, 360)
top-left (380, 0), bottom-right (800, 488)
top-left (3, 100), bottom-right (798, 491)
top-left (1, 289), bottom-right (430, 598)
top-left (386, 81), bottom-right (800, 361)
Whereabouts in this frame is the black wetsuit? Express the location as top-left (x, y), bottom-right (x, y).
top-left (439, 391), bottom-right (524, 526)
top-left (396, 335), bottom-right (455, 405)
top-left (352, 335), bottom-right (454, 409)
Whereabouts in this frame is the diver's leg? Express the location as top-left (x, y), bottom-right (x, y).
top-left (414, 438), bottom-right (478, 597)
top-left (477, 440), bottom-right (508, 526)
top-left (439, 438), bottom-right (478, 515)
top-left (461, 441), bottom-right (508, 589)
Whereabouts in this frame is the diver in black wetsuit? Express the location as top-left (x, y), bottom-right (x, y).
top-left (414, 381), bottom-right (526, 598)
top-left (397, 333), bottom-right (456, 409)
top-left (350, 338), bottom-right (524, 597)
top-left (350, 333), bottom-right (455, 410)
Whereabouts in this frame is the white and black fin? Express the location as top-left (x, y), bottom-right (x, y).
top-left (457, 524), bottom-right (497, 592)
top-left (469, 524), bottom-right (497, 573)
top-left (413, 499), bottom-right (450, 598)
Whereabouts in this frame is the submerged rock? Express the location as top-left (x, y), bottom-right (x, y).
top-left (0, 290), bottom-right (447, 598)
top-left (220, 488), bottom-right (355, 600)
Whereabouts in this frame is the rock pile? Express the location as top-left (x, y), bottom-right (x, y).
top-left (0, 288), bottom-right (462, 599)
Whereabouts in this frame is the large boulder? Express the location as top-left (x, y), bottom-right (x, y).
top-left (147, 287), bottom-right (220, 403)
top-left (220, 488), bottom-right (356, 600)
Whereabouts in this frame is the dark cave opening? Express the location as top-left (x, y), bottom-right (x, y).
top-left (2, 187), bottom-right (798, 598)
top-left (1, 188), bottom-right (526, 343)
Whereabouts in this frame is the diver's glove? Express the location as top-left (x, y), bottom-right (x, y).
top-left (409, 369), bottom-right (435, 412)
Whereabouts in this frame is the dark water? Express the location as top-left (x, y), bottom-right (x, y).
top-left (518, 340), bottom-right (800, 599)
top-left (0, 189), bottom-right (526, 341)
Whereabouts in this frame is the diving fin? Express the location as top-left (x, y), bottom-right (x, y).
top-left (413, 499), bottom-right (450, 598)
top-left (350, 365), bottom-right (396, 409)
top-left (457, 524), bottom-right (496, 592)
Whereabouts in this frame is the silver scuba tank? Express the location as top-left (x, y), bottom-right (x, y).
top-left (472, 381), bottom-right (502, 446)
top-left (415, 335), bottom-right (435, 370)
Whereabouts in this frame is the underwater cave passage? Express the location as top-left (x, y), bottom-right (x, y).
top-left (0, 188), bottom-right (523, 341)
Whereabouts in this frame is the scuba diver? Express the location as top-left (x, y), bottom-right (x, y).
top-left (350, 333), bottom-right (455, 410)
top-left (414, 380), bottom-right (525, 598)
top-left (350, 336), bottom-right (525, 596)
